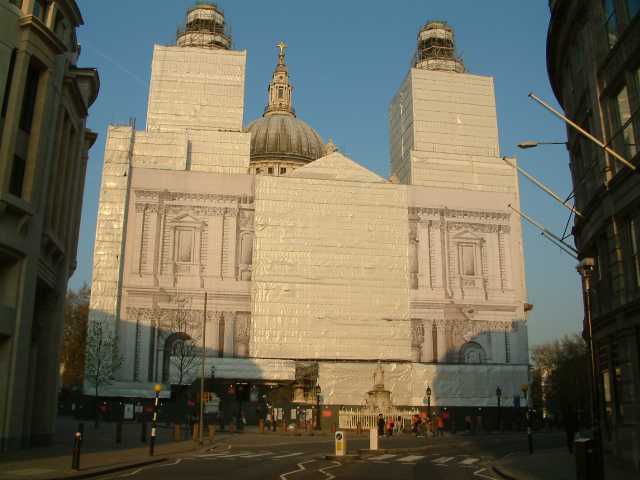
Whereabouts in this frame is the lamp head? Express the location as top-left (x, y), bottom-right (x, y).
top-left (154, 384), bottom-right (162, 393)
top-left (517, 141), bottom-right (539, 149)
top-left (426, 386), bottom-right (432, 397)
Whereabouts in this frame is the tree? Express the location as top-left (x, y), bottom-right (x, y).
top-left (84, 320), bottom-right (123, 426)
top-left (60, 284), bottom-right (90, 387)
top-left (531, 334), bottom-right (591, 426)
top-left (163, 297), bottom-right (201, 386)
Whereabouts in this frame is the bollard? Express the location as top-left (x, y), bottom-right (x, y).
top-left (192, 423), bottom-right (200, 441)
top-left (174, 424), bottom-right (181, 442)
top-left (208, 424), bottom-right (215, 440)
top-left (140, 422), bottom-right (147, 443)
top-left (527, 427), bottom-right (534, 454)
top-left (335, 431), bottom-right (346, 456)
top-left (116, 421), bottom-right (122, 444)
top-left (369, 428), bottom-right (379, 451)
top-left (258, 419), bottom-right (264, 433)
top-left (78, 423), bottom-right (84, 447)
top-left (71, 430), bottom-right (82, 470)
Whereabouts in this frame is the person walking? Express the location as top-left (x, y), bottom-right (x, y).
top-left (377, 414), bottom-right (385, 437)
top-left (386, 416), bottom-right (394, 436)
top-left (564, 405), bottom-right (578, 453)
top-left (436, 414), bottom-right (445, 436)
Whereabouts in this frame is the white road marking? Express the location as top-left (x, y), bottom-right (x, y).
top-left (397, 455), bottom-right (425, 462)
top-left (239, 452), bottom-right (273, 458)
top-left (473, 467), bottom-right (498, 479)
top-left (461, 457), bottom-right (480, 465)
top-left (116, 468), bottom-right (142, 478)
top-left (213, 451), bottom-right (255, 458)
top-left (280, 459), bottom-right (316, 480)
top-left (318, 461), bottom-right (342, 480)
top-left (369, 454), bottom-right (397, 461)
top-left (433, 456), bottom-right (455, 464)
top-left (273, 452), bottom-right (304, 459)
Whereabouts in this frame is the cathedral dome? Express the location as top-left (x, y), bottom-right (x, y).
top-left (247, 113), bottom-right (325, 164)
top-left (246, 41), bottom-right (325, 175)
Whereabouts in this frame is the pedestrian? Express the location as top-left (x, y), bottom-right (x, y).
top-left (395, 416), bottom-right (402, 434)
top-left (377, 414), bottom-right (385, 437)
top-left (564, 405), bottom-right (578, 453)
top-left (386, 416), bottom-right (394, 436)
top-left (436, 414), bottom-right (444, 436)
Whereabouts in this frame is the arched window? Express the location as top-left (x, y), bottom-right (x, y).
top-left (162, 332), bottom-right (192, 383)
top-left (459, 341), bottom-right (486, 364)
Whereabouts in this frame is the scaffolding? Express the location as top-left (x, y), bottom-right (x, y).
top-left (176, 2), bottom-right (232, 50)
top-left (413, 20), bottom-right (465, 73)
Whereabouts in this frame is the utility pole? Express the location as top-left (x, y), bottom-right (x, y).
top-left (199, 291), bottom-right (207, 445)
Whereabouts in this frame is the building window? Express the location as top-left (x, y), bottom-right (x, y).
top-left (175, 229), bottom-right (194, 263)
top-left (280, 167), bottom-right (286, 175)
top-left (32, 0), bottom-right (48, 21)
top-left (255, 168), bottom-right (261, 174)
top-left (459, 244), bottom-right (476, 276)
top-left (603, 0), bottom-right (620, 47)
top-left (267, 167), bottom-right (274, 175)
top-left (9, 155), bottom-right (25, 197)
top-left (1, 50), bottom-right (16, 119)
top-left (627, 217), bottom-right (640, 289)
top-left (278, 87), bottom-right (284, 99)
top-left (626, 0), bottom-right (640, 20)
top-left (19, 63), bottom-right (41, 134)
top-left (610, 85), bottom-right (637, 163)
top-left (54, 10), bottom-right (66, 40)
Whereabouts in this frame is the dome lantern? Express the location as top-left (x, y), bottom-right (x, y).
top-left (264, 41), bottom-right (295, 117)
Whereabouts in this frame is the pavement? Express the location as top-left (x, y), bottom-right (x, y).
top-left (492, 446), bottom-right (636, 480)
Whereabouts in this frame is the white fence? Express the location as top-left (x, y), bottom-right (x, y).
top-left (338, 407), bottom-right (420, 431)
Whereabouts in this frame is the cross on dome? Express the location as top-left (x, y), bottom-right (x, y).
top-left (277, 41), bottom-right (287, 58)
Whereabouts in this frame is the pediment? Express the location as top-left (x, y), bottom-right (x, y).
top-left (290, 151), bottom-right (386, 183)
top-left (169, 213), bottom-right (204, 225)
top-left (451, 229), bottom-right (482, 241)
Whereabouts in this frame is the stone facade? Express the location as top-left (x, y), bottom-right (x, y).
top-left (547, 0), bottom-right (640, 470)
top-left (87, 8), bottom-right (529, 409)
top-left (0, 0), bottom-right (99, 450)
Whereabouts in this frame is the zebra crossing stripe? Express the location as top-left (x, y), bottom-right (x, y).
top-left (214, 451), bottom-right (255, 458)
top-left (397, 455), bottom-right (425, 462)
top-left (432, 456), bottom-right (455, 464)
top-left (369, 454), bottom-right (397, 461)
top-left (460, 457), bottom-right (480, 465)
top-left (273, 452), bottom-right (304, 459)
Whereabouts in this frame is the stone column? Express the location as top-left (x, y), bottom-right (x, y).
top-left (223, 312), bottom-right (235, 357)
top-left (437, 324), bottom-right (448, 363)
top-left (132, 205), bottom-right (145, 275)
top-left (422, 319), bottom-right (434, 362)
top-left (417, 222), bottom-right (431, 289)
top-left (207, 211), bottom-right (224, 278)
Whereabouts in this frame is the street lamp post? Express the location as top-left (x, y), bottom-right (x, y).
top-left (315, 383), bottom-right (322, 431)
top-left (577, 258), bottom-right (604, 479)
top-left (496, 386), bottom-right (502, 432)
top-left (149, 384), bottom-right (161, 456)
top-left (426, 386), bottom-right (432, 417)
top-left (517, 140), bottom-right (567, 149)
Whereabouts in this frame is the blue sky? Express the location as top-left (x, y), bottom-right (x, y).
top-left (72, 0), bottom-right (582, 347)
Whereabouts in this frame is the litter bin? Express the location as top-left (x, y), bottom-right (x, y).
top-left (574, 438), bottom-right (604, 480)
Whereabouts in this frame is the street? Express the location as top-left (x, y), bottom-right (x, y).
top-left (95, 432), bottom-right (564, 480)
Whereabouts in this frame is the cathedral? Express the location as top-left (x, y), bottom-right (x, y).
top-left (87, 3), bottom-right (531, 413)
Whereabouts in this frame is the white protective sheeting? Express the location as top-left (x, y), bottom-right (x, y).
top-left (170, 358), bottom-right (296, 384)
top-left (251, 158), bottom-right (411, 360)
top-left (146, 46), bottom-right (246, 133)
top-left (318, 362), bottom-right (528, 407)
